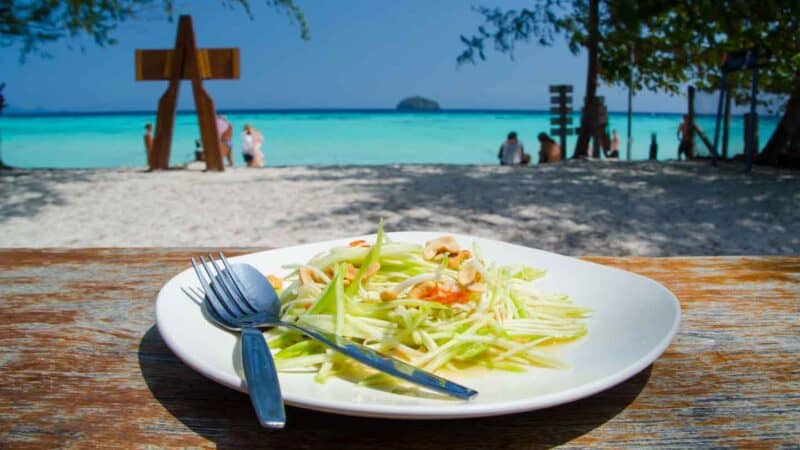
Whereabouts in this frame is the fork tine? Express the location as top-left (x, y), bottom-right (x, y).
top-left (207, 254), bottom-right (251, 316)
top-left (219, 252), bottom-right (259, 313)
top-left (192, 258), bottom-right (234, 325)
top-left (189, 286), bottom-right (205, 299)
top-left (180, 286), bottom-right (204, 306)
top-left (187, 286), bottom-right (212, 308)
top-left (193, 257), bottom-right (237, 325)
top-left (200, 256), bottom-right (245, 318)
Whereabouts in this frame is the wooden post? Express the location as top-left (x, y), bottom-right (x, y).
top-left (180, 17), bottom-right (225, 171)
top-left (549, 85), bottom-right (574, 159)
top-left (744, 113), bottom-right (759, 161)
top-left (722, 81), bottom-right (732, 159)
top-left (719, 47), bottom-right (761, 171)
top-left (626, 50), bottom-right (634, 161)
top-left (591, 97), bottom-right (601, 158)
top-left (746, 60), bottom-right (759, 172)
top-left (136, 15), bottom-right (239, 171)
top-left (687, 86), bottom-right (696, 159)
top-left (595, 97), bottom-right (608, 158)
top-left (694, 126), bottom-right (715, 154)
top-left (711, 78), bottom-right (726, 165)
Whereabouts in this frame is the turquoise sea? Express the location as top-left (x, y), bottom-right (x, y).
top-left (0, 110), bottom-right (779, 168)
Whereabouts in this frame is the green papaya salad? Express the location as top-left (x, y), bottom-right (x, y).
top-left (264, 223), bottom-right (590, 386)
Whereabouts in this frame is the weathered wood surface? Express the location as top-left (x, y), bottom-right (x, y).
top-left (0, 249), bottom-right (798, 449)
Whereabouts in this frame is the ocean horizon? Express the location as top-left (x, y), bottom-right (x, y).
top-left (0, 109), bottom-right (779, 168)
top-left (2, 107), bottom-right (765, 117)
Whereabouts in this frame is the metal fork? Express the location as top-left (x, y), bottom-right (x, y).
top-left (194, 252), bottom-right (478, 404)
top-left (192, 255), bottom-right (285, 429)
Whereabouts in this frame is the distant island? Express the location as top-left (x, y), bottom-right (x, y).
top-left (396, 96), bottom-right (440, 111)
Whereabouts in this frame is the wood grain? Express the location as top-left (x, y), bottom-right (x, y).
top-left (0, 250), bottom-right (797, 449)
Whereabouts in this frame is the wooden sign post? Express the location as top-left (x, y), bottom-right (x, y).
top-left (549, 85), bottom-right (574, 159)
top-left (136, 15), bottom-right (239, 171)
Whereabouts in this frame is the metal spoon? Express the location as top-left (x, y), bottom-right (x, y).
top-left (192, 255), bottom-right (286, 428)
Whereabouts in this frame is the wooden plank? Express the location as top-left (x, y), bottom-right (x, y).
top-left (192, 49), bottom-right (240, 79)
top-left (149, 18), bottom-right (188, 170)
top-left (551, 127), bottom-right (576, 136)
top-left (551, 95), bottom-right (572, 104)
top-left (0, 249), bottom-right (798, 448)
top-left (722, 80), bottom-right (732, 158)
top-left (182, 17), bottom-right (225, 171)
top-left (549, 85), bottom-right (573, 93)
top-left (694, 123), bottom-right (715, 153)
top-left (686, 85), bottom-right (696, 159)
top-left (135, 49), bottom-right (172, 81)
top-left (722, 48), bottom-right (759, 73)
top-left (136, 49), bottom-right (240, 80)
top-left (550, 117), bottom-right (573, 125)
top-left (550, 106), bottom-right (573, 114)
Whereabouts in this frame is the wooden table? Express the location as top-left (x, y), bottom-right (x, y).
top-left (1, 249), bottom-right (798, 448)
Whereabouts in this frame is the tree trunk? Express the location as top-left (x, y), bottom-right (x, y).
top-left (760, 70), bottom-right (800, 163)
top-left (573, 0), bottom-right (599, 158)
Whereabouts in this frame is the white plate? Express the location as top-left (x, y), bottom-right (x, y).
top-left (155, 232), bottom-right (680, 419)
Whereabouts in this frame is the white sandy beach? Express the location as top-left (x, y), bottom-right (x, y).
top-left (1, 161), bottom-right (798, 255)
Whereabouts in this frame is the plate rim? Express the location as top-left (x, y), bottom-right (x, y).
top-left (155, 231), bottom-right (681, 419)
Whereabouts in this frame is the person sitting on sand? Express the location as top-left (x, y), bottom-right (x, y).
top-left (216, 115), bottom-right (234, 167)
top-left (498, 132), bottom-right (529, 166)
top-left (194, 139), bottom-right (204, 162)
top-left (241, 124), bottom-right (265, 168)
top-left (537, 133), bottom-right (562, 164)
top-left (143, 123), bottom-right (153, 163)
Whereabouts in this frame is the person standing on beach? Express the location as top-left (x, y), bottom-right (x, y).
top-left (216, 115), bottom-right (234, 167)
top-left (143, 123), bottom-right (153, 163)
top-left (498, 132), bottom-right (528, 166)
top-left (677, 115), bottom-right (692, 160)
top-left (649, 133), bottom-right (659, 160)
top-left (537, 133), bottom-right (562, 164)
top-left (607, 129), bottom-right (620, 158)
top-left (241, 124), bottom-right (265, 168)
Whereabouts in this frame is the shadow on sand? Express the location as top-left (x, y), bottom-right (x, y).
top-left (268, 161), bottom-right (799, 255)
top-left (138, 325), bottom-right (652, 449)
top-left (0, 169), bottom-right (135, 225)
top-left (4, 161), bottom-right (796, 254)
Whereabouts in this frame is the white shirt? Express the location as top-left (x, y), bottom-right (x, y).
top-left (500, 140), bottom-right (524, 165)
top-left (242, 133), bottom-right (254, 155)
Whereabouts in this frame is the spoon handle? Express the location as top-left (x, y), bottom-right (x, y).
top-left (283, 322), bottom-right (477, 400)
top-left (241, 327), bottom-right (286, 428)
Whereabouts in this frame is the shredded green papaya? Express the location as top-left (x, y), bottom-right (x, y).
top-left (264, 223), bottom-right (590, 386)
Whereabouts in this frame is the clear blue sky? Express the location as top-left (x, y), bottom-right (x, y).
top-left (0, 0), bottom-right (691, 113)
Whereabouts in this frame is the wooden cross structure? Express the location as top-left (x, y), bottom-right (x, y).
top-left (549, 85), bottom-right (574, 159)
top-left (136, 15), bottom-right (239, 171)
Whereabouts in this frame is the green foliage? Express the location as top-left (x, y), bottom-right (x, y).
top-left (458, 1), bottom-right (799, 110)
top-left (456, 3), bottom-right (563, 65)
top-left (0, 0), bottom-right (141, 57)
top-left (0, 0), bottom-right (309, 60)
top-left (603, 1), bottom-right (800, 111)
